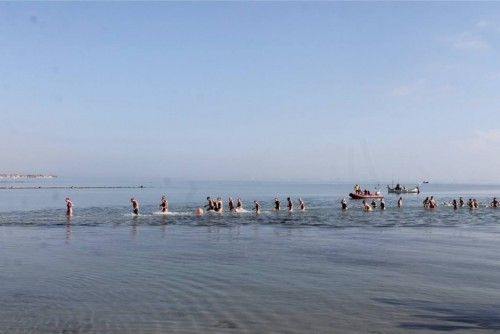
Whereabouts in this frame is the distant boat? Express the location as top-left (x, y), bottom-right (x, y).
top-left (349, 192), bottom-right (384, 200)
top-left (423, 181), bottom-right (429, 184)
top-left (387, 185), bottom-right (420, 194)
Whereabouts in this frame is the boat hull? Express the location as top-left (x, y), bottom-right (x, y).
top-left (349, 193), bottom-right (384, 200)
top-left (387, 186), bottom-right (419, 194)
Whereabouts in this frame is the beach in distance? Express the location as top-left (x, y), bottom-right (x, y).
top-left (1, 178), bottom-right (500, 333)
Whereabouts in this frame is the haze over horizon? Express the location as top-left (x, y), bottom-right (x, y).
top-left (1, 2), bottom-right (500, 183)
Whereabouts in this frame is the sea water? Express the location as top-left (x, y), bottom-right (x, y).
top-left (1, 178), bottom-right (500, 333)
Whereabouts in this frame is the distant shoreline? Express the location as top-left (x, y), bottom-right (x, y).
top-left (0, 174), bottom-right (57, 179)
top-left (0, 186), bottom-right (145, 190)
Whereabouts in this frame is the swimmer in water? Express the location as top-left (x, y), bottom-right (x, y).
top-left (298, 198), bottom-right (305, 211)
top-left (398, 197), bottom-right (403, 208)
top-left (473, 198), bottom-right (479, 209)
top-left (287, 197), bottom-right (293, 211)
top-left (452, 199), bottom-right (458, 210)
top-left (159, 195), bottom-right (169, 213)
top-left (215, 197), bottom-right (223, 213)
top-left (236, 198), bottom-right (243, 211)
top-left (65, 197), bottom-right (73, 216)
top-left (459, 197), bottom-right (464, 208)
top-left (254, 200), bottom-right (261, 214)
top-left (491, 197), bottom-right (499, 208)
top-left (131, 198), bottom-right (139, 215)
top-left (371, 200), bottom-right (377, 209)
top-left (423, 197), bottom-right (430, 208)
top-left (274, 198), bottom-right (280, 211)
top-left (228, 197), bottom-right (235, 211)
top-left (341, 198), bottom-right (348, 210)
top-left (362, 200), bottom-right (372, 211)
top-left (205, 197), bottom-right (214, 211)
top-left (429, 196), bottom-right (436, 209)
top-left (380, 199), bottom-right (385, 210)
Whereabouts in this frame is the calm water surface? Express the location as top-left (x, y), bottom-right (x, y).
top-left (1, 179), bottom-right (500, 333)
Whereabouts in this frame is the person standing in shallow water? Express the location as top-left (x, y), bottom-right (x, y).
top-left (341, 198), bottom-right (348, 210)
top-left (274, 198), bottom-right (280, 211)
top-left (131, 198), bottom-right (139, 215)
top-left (287, 197), bottom-right (293, 211)
top-left (65, 197), bottom-right (73, 216)
top-left (159, 196), bottom-right (168, 213)
top-left (398, 197), bottom-right (403, 208)
top-left (298, 198), bottom-right (305, 211)
top-left (453, 199), bottom-right (458, 210)
top-left (380, 199), bottom-right (385, 210)
top-left (228, 197), bottom-right (235, 211)
top-left (254, 200), bottom-right (261, 214)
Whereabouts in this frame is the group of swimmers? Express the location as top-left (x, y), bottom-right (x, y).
top-left (65, 195), bottom-right (306, 216)
top-left (204, 196), bottom-right (306, 214)
top-left (64, 194), bottom-right (500, 217)
top-left (448, 197), bottom-right (499, 209)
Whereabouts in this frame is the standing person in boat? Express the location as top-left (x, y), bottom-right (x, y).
top-left (452, 199), bottom-right (458, 210)
top-left (131, 198), bottom-right (139, 215)
top-left (354, 184), bottom-right (361, 194)
top-left (228, 197), bottom-right (235, 212)
top-left (380, 199), bottom-right (386, 210)
top-left (159, 195), bottom-right (169, 213)
top-left (459, 197), bottom-right (465, 208)
top-left (398, 197), bottom-right (403, 208)
top-left (287, 197), bottom-right (293, 211)
top-left (254, 200), bottom-right (261, 214)
top-left (341, 198), bottom-right (348, 210)
top-left (65, 197), bottom-right (73, 216)
top-left (491, 197), bottom-right (499, 208)
top-left (298, 198), bottom-right (305, 211)
top-left (274, 197), bottom-right (281, 211)
top-left (362, 200), bottom-right (372, 211)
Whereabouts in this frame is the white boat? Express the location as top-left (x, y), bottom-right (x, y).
top-left (387, 185), bottom-right (420, 194)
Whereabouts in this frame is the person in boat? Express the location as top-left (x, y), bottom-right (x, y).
top-left (341, 198), bottom-right (348, 210)
top-left (459, 197), bottom-right (464, 208)
top-left (354, 184), bottom-right (361, 194)
top-left (429, 196), bottom-right (436, 209)
top-left (371, 200), bottom-right (377, 209)
top-left (228, 197), bottom-right (235, 211)
top-left (491, 197), bottom-right (499, 208)
top-left (298, 198), bottom-right (305, 211)
top-left (159, 195), bottom-right (169, 213)
top-left (380, 199), bottom-right (385, 210)
top-left (395, 183), bottom-right (401, 191)
top-left (452, 199), bottom-right (458, 210)
top-left (65, 197), bottom-right (73, 216)
top-left (254, 200), bottom-right (261, 214)
top-left (362, 200), bottom-right (372, 211)
top-left (274, 198), bottom-right (281, 211)
top-left (131, 198), bottom-right (139, 215)
top-left (398, 197), bottom-right (403, 208)
top-left (423, 197), bottom-right (430, 208)
top-left (287, 197), bottom-right (293, 211)
top-left (236, 198), bottom-right (243, 211)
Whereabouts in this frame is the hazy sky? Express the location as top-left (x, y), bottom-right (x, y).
top-left (1, 2), bottom-right (500, 183)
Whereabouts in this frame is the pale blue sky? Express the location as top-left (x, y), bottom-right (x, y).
top-left (1, 2), bottom-right (500, 182)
